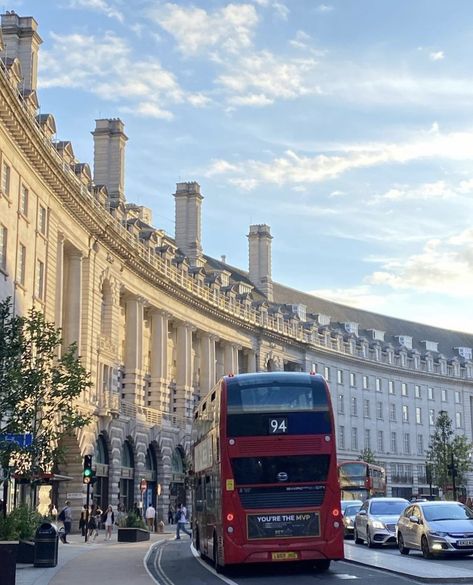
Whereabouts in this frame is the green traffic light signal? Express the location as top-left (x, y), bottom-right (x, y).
top-left (83, 454), bottom-right (93, 484)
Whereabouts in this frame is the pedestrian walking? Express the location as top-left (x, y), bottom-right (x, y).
top-left (145, 503), bottom-right (156, 531)
top-left (88, 505), bottom-right (99, 541)
top-left (79, 505), bottom-right (87, 536)
top-left (115, 503), bottom-right (125, 527)
top-left (102, 505), bottom-right (115, 540)
top-left (175, 503), bottom-right (191, 540)
top-left (168, 502), bottom-right (175, 524)
top-left (58, 500), bottom-right (72, 543)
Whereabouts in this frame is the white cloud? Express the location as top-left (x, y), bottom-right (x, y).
top-left (307, 285), bottom-right (386, 311)
top-left (203, 127), bottom-right (473, 188)
top-left (272, 2), bottom-right (289, 20)
top-left (67, 0), bottom-right (124, 22)
top-left (430, 51), bottom-right (445, 61)
top-left (316, 4), bottom-right (334, 12)
top-left (120, 102), bottom-right (174, 121)
top-left (228, 93), bottom-right (274, 106)
top-left (373, 180), bottom-right (456, 202)
top-left (148, 3), bottom-right (258, 56)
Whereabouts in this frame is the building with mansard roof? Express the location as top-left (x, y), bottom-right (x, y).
top-left (1, 10), bottom-right (473, 521)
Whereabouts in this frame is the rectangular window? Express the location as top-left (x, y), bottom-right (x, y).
top-left (38, 205), bottom-right (47, 235)
top-left (376, 378), bottom-right (382, 392)
top-left (2, 162), bottom-right (10, 196)
top-left (324, 366), bottom-right (330, 381)
top-left (337, 369), bottom-right (343, 384)
top-left (363, 375), bottom-right (369, 390)
top-left (377, 430), bottom-right (384, 452)
top-left (428, 387), bottom-right (434, 400)
top-left (415, 385), bottom-right (421, 399)
top-left (364, 429), bottom-right (371, 450)
top-left (401, 382), bottom-right (408, 397)
top-left (20, 184), bottom-right (28, 216)
top-left (417, 434), bottom-right (424, 456)
top-left (0, 225), bottom-right (6, 271)
top-left (456, 412), bottom-right (463, 428)
top-left (441, 388), bottom-right (447, 402)
top-left (376, 401), bottom-right (383, 419)
top-left (415, 406), bottom-right (422, 424)
top-left (35, 259), bottom-right (44, 300)
top-left (402, 404), bottom-right (409, 422)
top-left (389, 403), bottom-right (396, 421)
top-left (350, 372), bottom-right (356, 386)
top-left (351, 396), bottom-right (357, 416)
top-left (17, 244), bottom-right (26, 286)
top-left (455, 391), bottom-right (461, 404)
top-left (391, 431), bottom-right (397, 454)
top-left (338, 425), bottom-right (345, 449)
top-left (363, 399), bottom-right (370, 418)
top-left (429, 408), bottom-right (435, 425)
top-left (351, 428), bottom-right (358, 451)
top-left (337, 394), bottom-right (344, 415)
top-left (388, 380), bottom-right (395, 394)
top-left (403, 433), bottom-right (411, 455)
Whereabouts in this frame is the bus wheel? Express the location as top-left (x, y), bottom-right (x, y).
top-left (213, 534), bottom-right (223, 573)
top-left (314, 559), bottom-right (331, 572)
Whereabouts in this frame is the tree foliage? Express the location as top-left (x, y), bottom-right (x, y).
top-left (0, 298), bottom-right (91, 478)
top-left (358, 448), bottom-right (380, 466)
top-left (426, 410), bottom-right (473, 495)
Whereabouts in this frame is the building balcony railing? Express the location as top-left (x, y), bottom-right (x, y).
top-left (120, 400), bottom-right (191, 430)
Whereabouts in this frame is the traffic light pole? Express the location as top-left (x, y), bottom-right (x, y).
top-left (85, 481), bottom-right (90, 543)
top-left (451, 451), bottom-right (457, 502)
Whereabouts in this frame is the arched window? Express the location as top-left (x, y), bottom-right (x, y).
top-left (171, 448), bottom-right (184, 474)
top-left (122, 440), bottom-right (134, 468)
top-left (101, 280), bottom-right (113, 337)
top-left (95, 434), bottom-right (109, 465)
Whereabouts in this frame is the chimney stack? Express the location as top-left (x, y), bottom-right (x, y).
top-left (92, 119), bottom-right (128, 205)
top-left (248, 224), bottom-right (273, 300)
top-left (0, 11), bottom-right (42, 92)
top-left (174, 182), bottom-right (204, 266)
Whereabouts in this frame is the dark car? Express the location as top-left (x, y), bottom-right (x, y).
top-left (397, 500), bottom-right (473, 558)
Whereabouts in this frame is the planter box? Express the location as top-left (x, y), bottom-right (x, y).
top-left (17, 540), bottom-right (34, 564)
top-left (0, 541), bottom-right (18, 585)
top-left (117, 528), bottom-right (150, 543)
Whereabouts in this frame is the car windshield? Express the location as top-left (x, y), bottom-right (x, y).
top-left (423, 504), bottom-right (473, 522)
top-left (345, 504), bottom-right (362, 516)
top-left (370, 500), bottom-right (407, 515)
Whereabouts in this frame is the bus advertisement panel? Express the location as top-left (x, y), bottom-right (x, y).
top-left (191, 372), bottom-right (344, 572)
top-left (338, 461), bottom-right (386, 501)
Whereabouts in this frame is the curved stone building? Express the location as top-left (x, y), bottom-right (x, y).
top-left (1, 11), bottom-right (473, 521)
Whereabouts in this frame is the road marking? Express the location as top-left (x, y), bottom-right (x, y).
top-left (144, 540), bottom-right (175, 585)
top-left (190, 544), bottom-right (240, 585)
top-left (334, 575), bottom-right (358, 580)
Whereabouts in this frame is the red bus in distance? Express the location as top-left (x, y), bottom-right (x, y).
top-left (338, 461), bottom-right (386, 501)
top-left (191, 372), bottom-right (344, 573)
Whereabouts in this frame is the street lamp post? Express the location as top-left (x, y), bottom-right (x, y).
top-left (448, 450), bottom-right (457, 501)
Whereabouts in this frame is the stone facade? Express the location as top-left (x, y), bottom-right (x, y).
top-left (1, 11), bottom-right (473, 523)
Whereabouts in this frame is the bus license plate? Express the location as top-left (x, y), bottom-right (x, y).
top-left (271, 552), bottom-right (298, 561)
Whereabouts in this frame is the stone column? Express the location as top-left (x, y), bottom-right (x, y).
top-left (55, 234), bottom-right (64, 332)
top-left (200, 333), bottom-right (217, 395)
top-left (123, 296), bottom-right (144, 404)
top-left (175, 322), bottom-right (194, 419)
top-left (149, 309), bottom-right (170, 412)
top-left (224, 342), bottom-right (240, 375)
top-left (63, 250), bottom-right (82, 352)
top-left (246, 349), bottom-right (257, 373)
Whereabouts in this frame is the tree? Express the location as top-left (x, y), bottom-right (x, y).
top-left (358, 448), bottom-right (380, 465)
top-left (0, 298), bottom-right (91, 480)
top-left (426, 410), bottom-right (473, 497)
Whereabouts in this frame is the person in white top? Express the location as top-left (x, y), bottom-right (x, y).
top-left (102, 505), bottom-right (115, 540)
top-left (145, 504), bottom-right (156, 531)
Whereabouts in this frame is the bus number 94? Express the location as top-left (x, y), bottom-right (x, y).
top-left (269, 417), bottom-right (288, 434)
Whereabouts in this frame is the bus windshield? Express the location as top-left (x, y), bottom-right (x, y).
top-left (339, 463), bottom-right (367, 479)
top-left (232, 454), bottom-right (330, 485)
top-left (227, 382), bottom-right (328, 413)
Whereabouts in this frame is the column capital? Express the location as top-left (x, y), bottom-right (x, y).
top-left (150, 308), bottom-right (172, 320)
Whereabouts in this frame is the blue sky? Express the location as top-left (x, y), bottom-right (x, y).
top-left (10, 0), bottom-right (473, 333)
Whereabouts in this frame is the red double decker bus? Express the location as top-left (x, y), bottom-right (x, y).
top-left (338, 461), bottom-right (386, 501)
top-left (191, 372), bottom-right (343, 573)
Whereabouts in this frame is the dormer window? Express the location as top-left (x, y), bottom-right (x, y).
top-left (422, 340), bottom-right (438, 352)
top-left (344, 322), bottom-right (359, 336)
top-left (455, 347), bottom-right (473, 361)
top-left (396, 335), bottom-right (412, 350)
top-left (292, 304), bottom-right (306, 322)
top-left (368, 329), bottom-right (385, 342)
top-left (317, 314), bottom-right (331, 326)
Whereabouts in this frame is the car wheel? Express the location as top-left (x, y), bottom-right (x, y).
top-left (314, 559), bottom-right (331, 572)
top-left (367, 529), bottom-right (377, 548)
top-left (398, 532), bottom-right (410, 555)
top-left (354, 527), bottom-right (363, 545)
top-left (421, 536), bottom-right (432, 559)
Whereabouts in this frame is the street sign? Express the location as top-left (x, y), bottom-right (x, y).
top-left (140, 479), bottom-right (147, 493)
top-left (0, 434), bottom-right (33, 447)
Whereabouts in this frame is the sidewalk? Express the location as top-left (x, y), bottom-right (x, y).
top-left (16, 527), bottom-right (176, 585)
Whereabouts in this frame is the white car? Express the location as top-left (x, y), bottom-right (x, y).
top-left (354, 497), bottom-right (409, 547)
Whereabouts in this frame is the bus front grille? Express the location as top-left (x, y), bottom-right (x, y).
top-left (238, 486), bottom-right (326, 509)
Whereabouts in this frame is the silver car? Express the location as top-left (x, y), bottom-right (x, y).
top-left (354, 497), bottom-right (409, 547)
top-left (343, 503), bottom-right (362, 538)
top-left (397, 501), bottom-right (473, 558)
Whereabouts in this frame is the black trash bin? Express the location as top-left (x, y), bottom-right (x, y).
top-left (34, 523), bottom-right (59, 568)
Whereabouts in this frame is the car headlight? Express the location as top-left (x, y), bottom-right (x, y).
top-left (428, 530), bottom-right (447, 538)
top-left (346, 518), bottom-right (353, 526)
top-left (371, 520), bottom-right (386, 529)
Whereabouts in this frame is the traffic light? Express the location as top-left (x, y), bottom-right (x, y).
top-left (83, 455), bottom-right (93, 484)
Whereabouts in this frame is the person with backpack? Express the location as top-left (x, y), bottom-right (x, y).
top-left (58, 501), bottom-right (72, 543)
